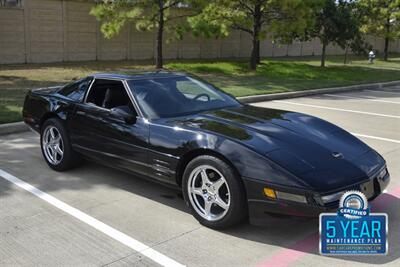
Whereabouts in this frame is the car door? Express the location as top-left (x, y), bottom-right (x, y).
top-left (69, 78), bottom-right (150, 177)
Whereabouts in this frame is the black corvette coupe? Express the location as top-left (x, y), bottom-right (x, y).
top-left (23, 71), bottom-right (390, 229)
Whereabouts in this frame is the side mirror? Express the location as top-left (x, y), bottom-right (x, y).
top-left (110, 107), bottom-right (137, 124)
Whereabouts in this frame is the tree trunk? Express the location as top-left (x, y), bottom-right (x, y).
top-left (250, 37), bottom-right (260, 70)
top-left (344, 45), bottom-right (348, 64)
top-left (321, 42), bottom-right (327, 67)
top-left (383, 16), bottom-right (390, 61)
top-left (156, 1), bottom-right (164, 69)
top-left (256, 40), bottom-right (261, 64)
top-left (250, 2), bottom-right (262, 70)
top-left (383, 37), bottom-right (389, 61)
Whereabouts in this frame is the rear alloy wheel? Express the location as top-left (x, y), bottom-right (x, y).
top-left (183, 155), bottom-right (247, 229)
top-left (42, 126), bottom-right (64, 165)
top-left (40, 118), bottom-right (79, 171)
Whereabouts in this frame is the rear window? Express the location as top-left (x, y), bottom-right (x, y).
top-left (58, 78), bottom-right (92, 101)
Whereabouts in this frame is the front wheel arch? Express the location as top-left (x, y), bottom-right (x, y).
top-left (176, 149), bottom-right (243, 189)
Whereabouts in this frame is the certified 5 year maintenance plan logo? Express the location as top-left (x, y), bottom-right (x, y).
top-left (319, 190), bottom-right (388, 255)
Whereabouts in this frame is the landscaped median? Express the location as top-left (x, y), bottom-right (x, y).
top-left (1, 55), bottom-right (399, 126)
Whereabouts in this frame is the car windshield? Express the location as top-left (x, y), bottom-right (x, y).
top-left (127, 76), bottom-right (240, 118)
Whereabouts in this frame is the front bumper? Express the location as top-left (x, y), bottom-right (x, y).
top-left (243, 168), bottom-right (390, 225)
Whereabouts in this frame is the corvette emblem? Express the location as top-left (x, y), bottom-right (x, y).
top-left (332, 152), bottom-right (344, 159)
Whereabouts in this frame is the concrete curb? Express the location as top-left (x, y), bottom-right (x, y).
top-left (237, 80), bottom-right (400, 103)
top-left (0, 122), bottom-right (29, 136)
top-left (0, 80), bottom-right (399, 136)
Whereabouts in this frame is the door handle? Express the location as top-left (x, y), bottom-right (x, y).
top-left (76, 110), bottom-right (86, 116)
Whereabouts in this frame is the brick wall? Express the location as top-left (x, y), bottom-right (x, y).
top-left (0, 7), bottom-right (25, 63)
top-left (0, 0), bottom-right (399, 64)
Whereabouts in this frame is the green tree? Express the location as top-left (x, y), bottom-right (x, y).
top-left (189, 0), bottom-right (319, 70)
top-left (307, 0), bottom-right (366, 67)
top-left (336, 0), bottom-right (368, 64)
top-left (360, 0), bottom-right (400, 61)
top-left (90, 0), bottom-right (201, 69)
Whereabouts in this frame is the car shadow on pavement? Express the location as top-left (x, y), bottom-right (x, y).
top-left (0, 133), bottom-right (398, 265)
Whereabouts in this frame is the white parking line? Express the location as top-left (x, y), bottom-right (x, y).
top-left (324, 94), bottom-right (400, 104)
top-left (351, 133), bottom-right (400, 144)
top-left (365, 90), bottom-right (400, 95)
top-left (274, 100), bottom-right (400, 119)
top-left (0, 169), bottom-right (185, 267)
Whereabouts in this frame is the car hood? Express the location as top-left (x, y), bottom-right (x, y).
top-left (171, 105), bottom-right (384, 191)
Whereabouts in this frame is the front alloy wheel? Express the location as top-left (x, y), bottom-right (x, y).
top-left (187, 165), bottom-right (230, 221)
top-left (183, 155), bottom-right (247, 229)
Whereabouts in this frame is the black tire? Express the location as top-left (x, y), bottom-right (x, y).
top-left (182, 155), bottom-right (247, 229)
top-left (40, 118), bottom-right (79, 171)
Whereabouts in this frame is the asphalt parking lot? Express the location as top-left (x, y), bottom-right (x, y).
top-left (1, 86), bottom-right (399, 267)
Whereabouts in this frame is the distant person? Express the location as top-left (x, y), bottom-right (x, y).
top-left (368, 50), bottom-right (375, 64)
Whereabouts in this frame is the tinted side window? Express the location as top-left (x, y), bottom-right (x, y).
top-left (59, 78), bottom-right (92, 101)
top-left (85, 79), bottom-right (137, 116)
